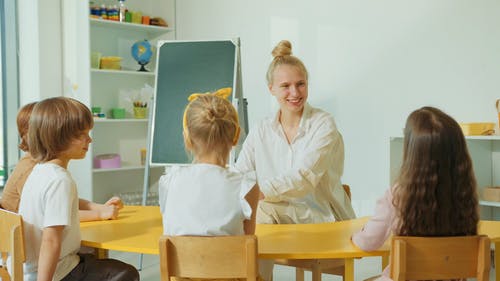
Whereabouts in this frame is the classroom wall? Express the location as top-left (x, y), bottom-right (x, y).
top-left (18, 0), bottom-right (62, 104)
top-left (176, 0), bottom-right (500, 215)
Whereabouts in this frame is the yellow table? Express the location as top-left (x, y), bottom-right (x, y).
top-left (80, 206), bottom-right (500, 281)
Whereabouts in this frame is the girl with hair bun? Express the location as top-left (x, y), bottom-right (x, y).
top-left (159, 88), bottom-right (260, 238)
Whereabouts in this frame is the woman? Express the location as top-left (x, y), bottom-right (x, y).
top-left (235, 40), bottom-right (355, 224)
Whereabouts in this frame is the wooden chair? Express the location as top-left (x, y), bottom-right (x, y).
top-left (273, 184), bottom-right (352, 281)
top-left (159, 235), bottom-right (258, 281)
top-left (0, 209), bottom-right (25, 281)
top-left (390, 235), bottom-right (490, 281)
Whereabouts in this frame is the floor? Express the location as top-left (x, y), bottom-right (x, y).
top-left (110, 251), bottom-right (496, 281)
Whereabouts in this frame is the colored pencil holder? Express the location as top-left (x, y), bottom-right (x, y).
top-left (133, 107), bottom-right (147, 119)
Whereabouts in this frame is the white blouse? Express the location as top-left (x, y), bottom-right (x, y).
top-left (235, 103), bottom-right (355, 223)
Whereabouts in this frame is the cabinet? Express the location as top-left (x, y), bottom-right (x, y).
top-left (69, 1), bottom-right (175, 204)
top-left (390, 136), bottom-right (500, 220)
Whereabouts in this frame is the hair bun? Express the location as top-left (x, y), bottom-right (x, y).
top-left (272, 40), bottom-right (292, 58)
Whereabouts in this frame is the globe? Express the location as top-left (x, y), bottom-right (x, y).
top-left (131, 40), bottom-right (153, 72)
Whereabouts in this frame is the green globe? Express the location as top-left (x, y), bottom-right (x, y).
top-left (131, 40), bottom-right (153, 72)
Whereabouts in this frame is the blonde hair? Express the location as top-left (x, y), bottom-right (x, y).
top-left (266, 40), bottom-right (308, 85)
top-left (28, 97), bottom-right (94, 162)
top-left (17, 102), bottom-right (38, 152)
top-left (184, 94), bottom-right (239, 165)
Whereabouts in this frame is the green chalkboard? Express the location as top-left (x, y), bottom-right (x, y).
top-left (150, 40), bottom-right (237, 164)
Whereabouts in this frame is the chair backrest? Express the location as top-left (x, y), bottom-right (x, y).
top-left (159, 235), bottom-right (258, 281)
top-left (0, 209), bottom-right (25, 281)
top-left (390, 235), bottom-right (490, 281)
top-left (342, 184), bottom-right (351, 201)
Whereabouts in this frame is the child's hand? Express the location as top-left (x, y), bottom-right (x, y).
top-left (99, 204), bottom-right (120, 220)
top-left (105, 196), bottom-right (124, 209)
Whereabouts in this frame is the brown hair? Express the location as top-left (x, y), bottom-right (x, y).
top-left (394, 106), bottom-right (478, 236)
top-left (266, 40), bottom-right (308, 85)
top-left (184, 94), bottom-right (239, 165)
top-left (17, 102), bottom-right (38, 152)
top-left (28, 97), bottom-right (94, 162)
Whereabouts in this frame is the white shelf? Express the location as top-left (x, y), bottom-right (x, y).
top-left (93, 165), bottom-right (145, 173)
top-left (464, 135), bottom-right (500, 140)
top-left (94, 118), bottom-right (148, 123)
top-left (91, 68), bottom-right (155, 76)
top-left (479, 200), bottom-right (500, 208)
top-left (90, 18), bottom-right (173, 36)
top-left (391, 135), bottom-right (500, 141)
top-left (93, 165), bottom-right (163, 173)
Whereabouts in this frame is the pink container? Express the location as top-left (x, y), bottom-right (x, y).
top-left (94, 154), bottom-right (121, 169)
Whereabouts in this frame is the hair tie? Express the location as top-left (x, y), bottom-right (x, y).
top-left (187, 87), bottom-right (232, 102)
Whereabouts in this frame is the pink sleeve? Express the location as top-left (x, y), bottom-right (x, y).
top-left (351, 188), bottom-right (395, 251)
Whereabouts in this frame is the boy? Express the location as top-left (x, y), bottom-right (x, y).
top-left (18, 97), bottom-right (138, 281)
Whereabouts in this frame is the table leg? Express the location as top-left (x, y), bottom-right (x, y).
top-left (311, 264), bottom-right (321, 281)
top-left (381, 254), bottom-right (389, 270)
top-left (344, 258), bottom-right (354, 281)
top-left (296, 268), bottom-right (305, 281)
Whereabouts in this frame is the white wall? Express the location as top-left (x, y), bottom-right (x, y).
top-left (18, 0), bottom-right (62, 105)
top-left (176, 0), bottom-right (500, 215)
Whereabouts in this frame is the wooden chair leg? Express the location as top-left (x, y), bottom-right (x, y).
top-left (311, 264), bottom-right (322, 281)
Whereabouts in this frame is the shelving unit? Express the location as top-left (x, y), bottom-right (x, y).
top-left (390, 135), bottom-right (500, 220)
top-left (68, 0), bottom-right (175, 203)
top-left (90, 18), bottom-right (174, 35)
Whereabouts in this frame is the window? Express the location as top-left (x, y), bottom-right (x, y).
top-left (0, 0), bottom-right (20, 189)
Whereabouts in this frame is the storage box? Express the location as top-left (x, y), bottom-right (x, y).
top-left (94, 154), bottom-right (121, 169)
top-left (111, 108), bottom-right (126, 119)
top-left (459, 123), bottom-right (495, 136)
top-left (483, 187), bottom-right (500, 202)
top-left (100, 56), bottom-right (122, 70)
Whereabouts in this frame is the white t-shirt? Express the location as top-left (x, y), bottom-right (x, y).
top-left (235, 103), bottom-right (355, 223)
top-left (18, 163), bottom-right (81, 281)
top-left (159, 164), bottom-right (256, 236)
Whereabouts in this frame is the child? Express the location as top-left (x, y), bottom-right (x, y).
top-left (351, 106), bottom-right (479, 281)
top-left (0, 102), bottom-right (123, 222)
top-left (18, 97), bottom-right (138, 281)
top-left (159, 88), bottom-right (260, 237)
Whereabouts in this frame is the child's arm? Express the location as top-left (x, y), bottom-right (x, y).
top-left (37, 225), bottom-right (64, 281)
top-left (78, 197), bottom-right (123, 221)
top-left (351, 188), bottom-right (394, 251)
top-left (243, 184), bottom-right (260, 235)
